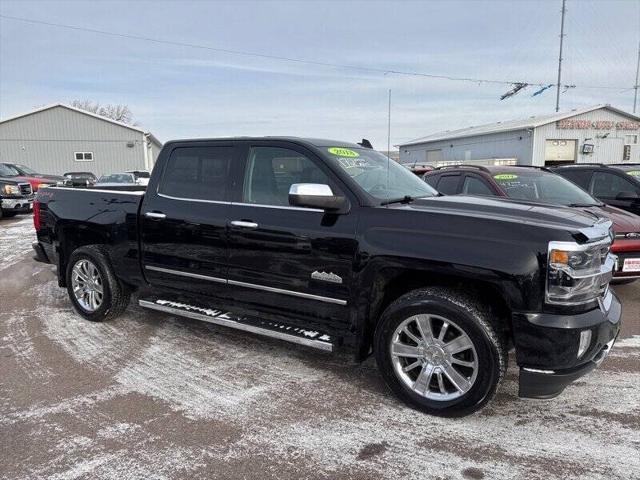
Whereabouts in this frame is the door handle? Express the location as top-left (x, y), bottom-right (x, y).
top-left (145, 212), bottom-right (166, 219)
top-left (230, 220), bottom-right (258, 229)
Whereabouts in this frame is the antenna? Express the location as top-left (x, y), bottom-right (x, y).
top-left (555, 0), bottom-right (567, 113)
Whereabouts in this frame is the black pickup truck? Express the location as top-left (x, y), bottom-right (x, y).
top-left (33, 137), bottom-right (621, 416)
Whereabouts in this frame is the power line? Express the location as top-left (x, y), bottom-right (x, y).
top-left (0, 13), bottom-right (631, 91)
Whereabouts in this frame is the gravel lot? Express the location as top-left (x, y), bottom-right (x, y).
top-left (1, 215), bottom-right (639, 480)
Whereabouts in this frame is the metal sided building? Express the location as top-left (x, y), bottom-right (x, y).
top-left (399, 105), bottom-right (640, 167)
top-left (0, 103), bottom-right (162, 176)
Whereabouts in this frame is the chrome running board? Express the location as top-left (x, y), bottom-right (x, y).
top-left (138, 299), bottom-right (334, 352)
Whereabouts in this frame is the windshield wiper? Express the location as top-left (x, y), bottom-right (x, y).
top-left (380, 195), bottom-right (416, 206)
top-left (568, 203), bottom-right (603, 208)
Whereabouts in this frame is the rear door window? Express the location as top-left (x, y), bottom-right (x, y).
top-left (436, 174), bottom-right (461, 195)
top-left (159, 146), bottom-right (234, 201)
top-left (462, 175), bottom-right (494, 196)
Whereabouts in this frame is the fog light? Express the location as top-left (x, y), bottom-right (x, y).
top-left (578, 330), bottom-right (592, 358)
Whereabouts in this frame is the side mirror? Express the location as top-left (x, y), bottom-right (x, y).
top-left (616, 191), bottom-right (640, 201)
top-left (288, 183), bottom-right (347, 212)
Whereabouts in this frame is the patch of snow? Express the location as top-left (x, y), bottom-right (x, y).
top-left (0, 217), bottom-right (36, 271)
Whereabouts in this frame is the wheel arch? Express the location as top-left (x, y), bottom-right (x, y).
top-left (355, 265), bottom-right (515, 361)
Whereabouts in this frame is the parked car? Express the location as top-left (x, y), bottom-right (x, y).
top-left (62, 172), bottom-right (97, 187)
top-left (423, 165), bottom-right (640, 283)
top-left (404, 163), bottom-right (434, 176)
top-left (0, 164), bottom-right (34, 218)
top-left (94, 173), bottom-right (138, 188)
top-left (33, 137), bottom-right (620, 417)
top-left (0, 163), bottom-right (64, 192)
top-left (551, 163), bottom-right (640, 217)
top-left (125, 170), bottom-right (151, 186)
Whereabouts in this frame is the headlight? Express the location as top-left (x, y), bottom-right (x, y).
top-left (2, 184), bottom-right (20, 195)
top-left (546, 240), bottom-right (614, 305)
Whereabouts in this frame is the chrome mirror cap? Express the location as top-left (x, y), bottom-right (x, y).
top-left (289, 183), bottom-right (333, 197)
top-left (288, 183), bottom-right (348, 212)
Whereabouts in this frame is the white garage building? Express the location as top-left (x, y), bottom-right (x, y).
top-left (399, 105), bottom-right (640, 167)
top-left (0, 103), bottom-right (162, 176)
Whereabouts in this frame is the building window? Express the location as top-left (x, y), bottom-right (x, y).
top-left (74, 152), bottom-right (94, 162)
top-left (624, 135), bottom-right (638, 145)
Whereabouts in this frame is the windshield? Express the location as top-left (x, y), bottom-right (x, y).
top-left (98, 173), bottom-right (135, 183)
top-left (493, 171), bottom-right (600, 206)
top-left (15, 164), bottom-right (37, 174)
top-left (0, 163), bottom-right (20, 176)
top-left (324, 147), bottom-right (437, 201)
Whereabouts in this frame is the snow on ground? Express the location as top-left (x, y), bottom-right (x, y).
top-left (0, 215), bottom-right (36, 271)
top-left (1, 215), bottom-right (639, 480)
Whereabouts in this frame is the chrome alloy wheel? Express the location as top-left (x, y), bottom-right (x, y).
top-left (390, 314), bottom-right (478, 401)
top-left (71, 259), bottom-right (104, 312)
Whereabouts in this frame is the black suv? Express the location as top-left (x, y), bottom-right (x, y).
top-left (552, 164), bottom-right (640, 216)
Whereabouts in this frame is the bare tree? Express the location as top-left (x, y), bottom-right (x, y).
top-left (71, 100), bottom-right (136, 125)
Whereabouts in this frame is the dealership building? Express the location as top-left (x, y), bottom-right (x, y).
top-left (0, 103), bottom-right (162, 176)
top-left (399, 105), bottom-right (640, 167)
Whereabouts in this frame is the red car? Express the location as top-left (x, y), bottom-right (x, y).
top-left (0, 163), bottom-right (64, 192)
top-left (424, 165), bottom-right (640, 283)
top-left (404, 163), bottom-right (434, 176)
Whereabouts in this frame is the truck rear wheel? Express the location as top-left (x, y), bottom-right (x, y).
top-left (374, 287), bottom-right (507, 417)
top-left (66, 245), bottom-right (130, 322)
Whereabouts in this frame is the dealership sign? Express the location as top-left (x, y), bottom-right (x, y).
top-left (557, 120), bottom-right (640, 130)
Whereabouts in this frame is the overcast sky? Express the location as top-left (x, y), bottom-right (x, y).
top-left (0, 0), bottom-right (639, 148)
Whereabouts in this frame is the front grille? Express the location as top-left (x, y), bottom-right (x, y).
top-left (18, 183), bottom-right (32, 195)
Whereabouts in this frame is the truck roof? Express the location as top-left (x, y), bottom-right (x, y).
top-left (163, 136), bottom-right (364, 149)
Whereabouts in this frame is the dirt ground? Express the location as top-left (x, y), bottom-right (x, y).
top-left (1, 215), bottom-right (639, 480)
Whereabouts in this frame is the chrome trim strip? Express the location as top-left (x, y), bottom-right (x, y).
top-left (138, 300), bottom-right (333, 352)
top-left (157, 191), bottom-right (230, 205)
top-left (156, 192), bottom-right (323, 212)
top-left (232, 202), bottom-right (324, 212)
top-left (228, 279), bottom-right (347, 305)
top-left (47, 186), bottom-right (145, 195)
top-left (145, 265), bottom-right (226, 284)
top-left (144, 266), bottom-right (347, 305)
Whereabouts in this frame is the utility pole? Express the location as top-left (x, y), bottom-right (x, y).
top-left (555, 0), bottom-right (567, 113)
top-left (387, 89), bottom-right (392, 160)
top-left (634, 39), bottom-right (640, 113)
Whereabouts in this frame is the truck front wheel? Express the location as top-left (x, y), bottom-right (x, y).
top-left (66, 245), bottom-right (130, 322)
top-left (374, 287), bottom-right (507, 417)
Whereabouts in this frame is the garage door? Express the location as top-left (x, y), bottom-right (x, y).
top-left (544, 139), bottom-right (576, 162)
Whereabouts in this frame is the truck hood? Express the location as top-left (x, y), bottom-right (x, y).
top-left (579, 204), bottom-right (640, 234)
top-left (392, 195), bottom-right (603, 232)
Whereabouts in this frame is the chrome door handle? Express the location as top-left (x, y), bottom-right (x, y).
top-left (145, 212), bottom-right (166, 219)
top-left (230, 220), bottom-right (258, 229)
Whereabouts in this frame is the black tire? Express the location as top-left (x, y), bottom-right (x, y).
top-left (374, 287), bottom-right (507, 417)
top-left (3, 210), bottom-right (16, 217)
top-left (66, 245), bottom-right (130, 322)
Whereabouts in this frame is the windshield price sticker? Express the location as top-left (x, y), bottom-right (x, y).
top-left (328, 147), bottom-right (359, 158)
top-left (626, 170), bottom-right (640, 177)
top-left (494, 174), bottom-right (518, 181)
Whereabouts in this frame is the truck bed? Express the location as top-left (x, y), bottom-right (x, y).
top-left (35, 186), bottom-right (146, 285)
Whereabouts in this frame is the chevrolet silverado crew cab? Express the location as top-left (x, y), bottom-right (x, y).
top-left (32, 137), bottom-right (621, 416)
